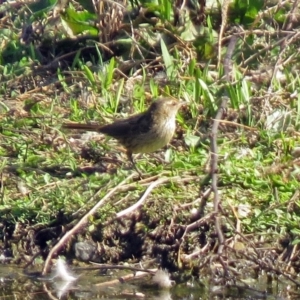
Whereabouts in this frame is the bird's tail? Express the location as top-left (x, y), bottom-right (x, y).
top-left (62, 122), bottom-right (101, 131)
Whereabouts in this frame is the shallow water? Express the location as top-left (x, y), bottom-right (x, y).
top-left (0, 265), bottom-right (292, 299)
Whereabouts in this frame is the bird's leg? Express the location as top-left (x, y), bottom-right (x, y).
top-left (127, 151), bottom-right (143, 178)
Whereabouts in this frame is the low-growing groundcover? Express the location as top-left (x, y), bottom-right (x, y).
top-left (0, 0), bottom-right (300, 296)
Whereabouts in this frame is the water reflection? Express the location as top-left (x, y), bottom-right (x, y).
top-left (0, 264), bottom-right (292, 299)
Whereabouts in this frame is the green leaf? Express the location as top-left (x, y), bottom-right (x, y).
top-left (82, 64), bottom-right (96, 85)
top-left (184, 134), bottom-right (201, 148)
top-left (198, 78), bottom-right (215, 108)
top-left (164, 148), bottom-right (173, 163)
top-left (61, 7), bottom-right (98, 36)
top-left (160, 39), bottom-right (173, 78)
top-left (233, 0), bottom-right (264, 25)
top-left (104, 57), bottom-right (115, 89)
top-left (161, 0), bottom-right (172, 21)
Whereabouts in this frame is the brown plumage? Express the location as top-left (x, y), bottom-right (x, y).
top-left (63, 97), bottom-right (182, 167)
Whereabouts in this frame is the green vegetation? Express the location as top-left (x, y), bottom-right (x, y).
top-left (0, 0), bottom-right (300, 289)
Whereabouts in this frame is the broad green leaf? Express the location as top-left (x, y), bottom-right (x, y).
top-left (61, 7), bottom-right (98, 36)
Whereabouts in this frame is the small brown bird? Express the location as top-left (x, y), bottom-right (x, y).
top-left (63, 97), bottom-right (182, 169)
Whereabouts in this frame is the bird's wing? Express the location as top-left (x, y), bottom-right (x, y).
top-left (99, 112), bottom-right (152, 138)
